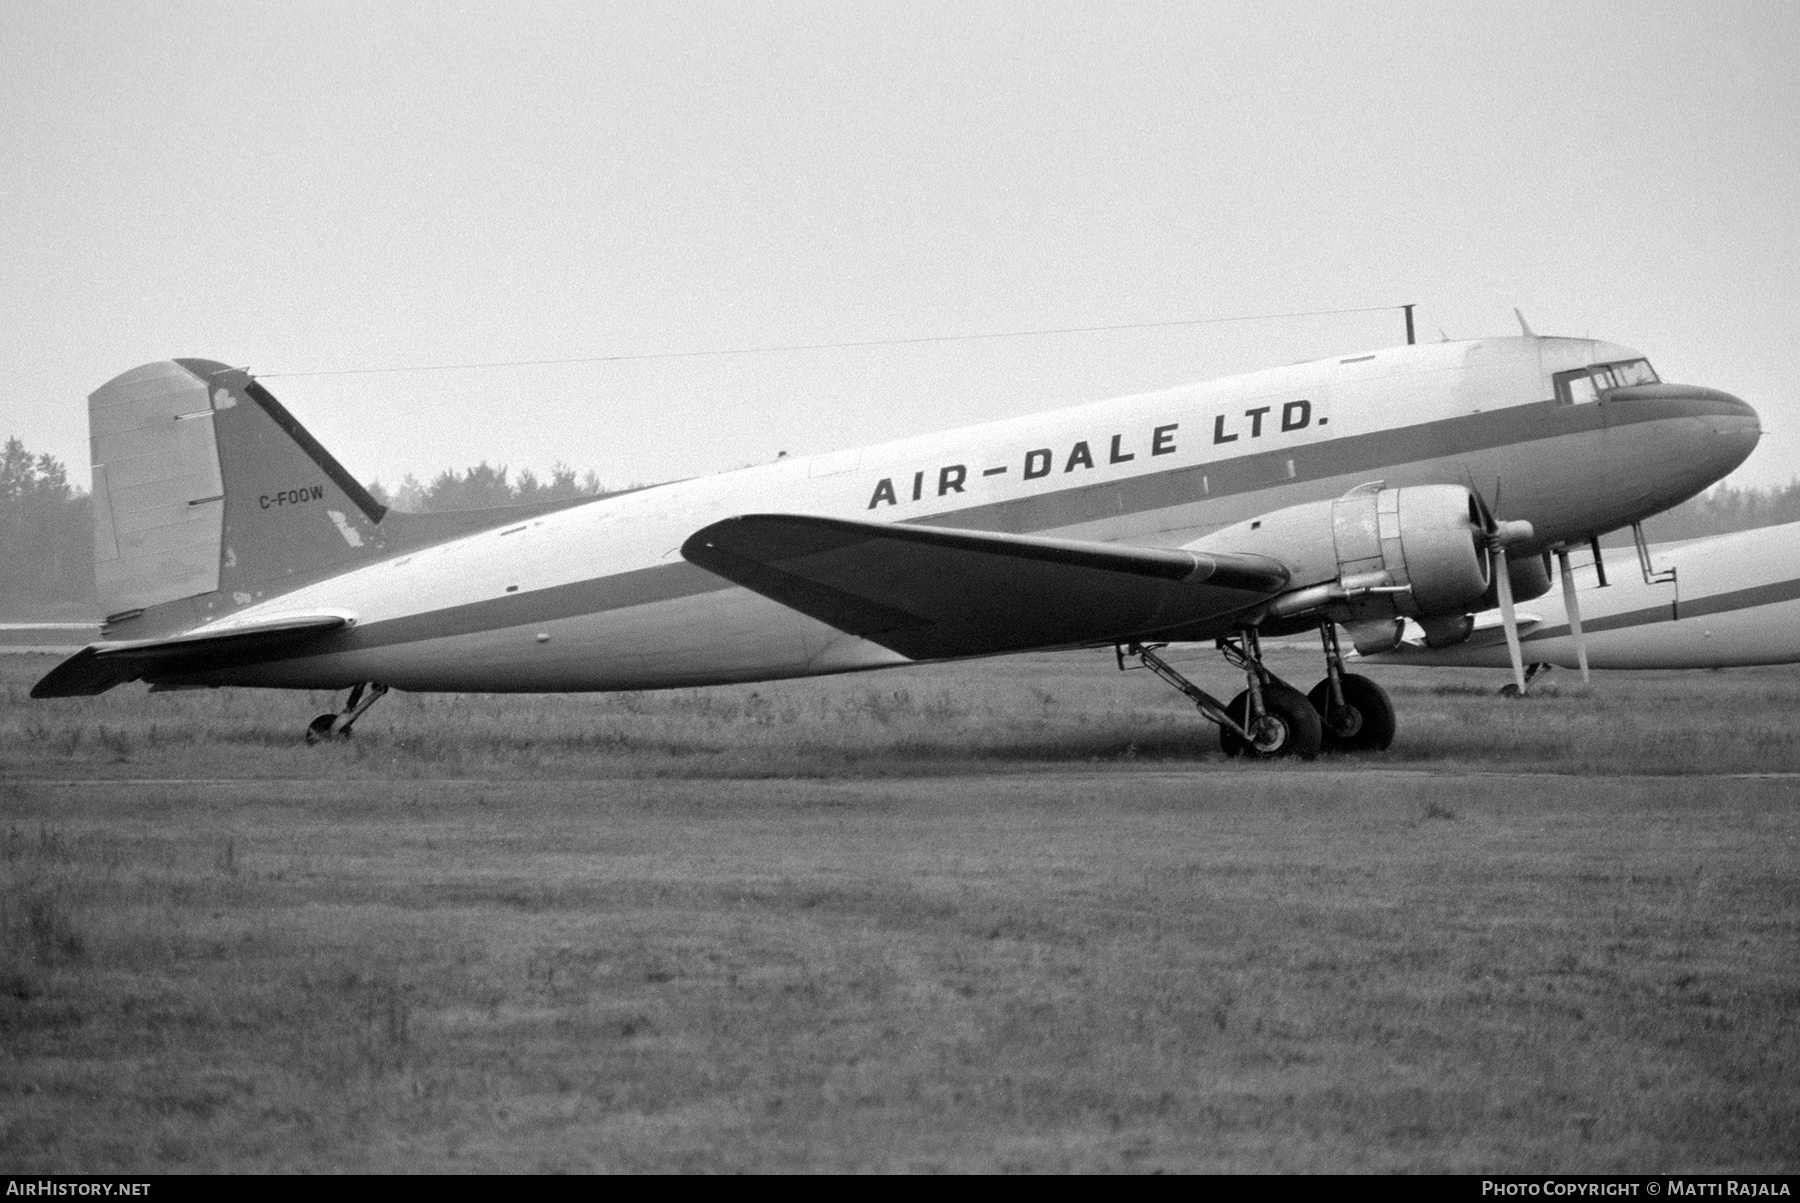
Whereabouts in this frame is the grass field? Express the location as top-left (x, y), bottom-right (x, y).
top-left (2, 650), bottom-right (1797, 1172)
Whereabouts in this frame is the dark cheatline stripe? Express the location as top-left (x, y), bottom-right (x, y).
top-left (929, 390), bottom-right (1747, 535)
top-left (310, 393), bottom-right (1716, 654)
top-left (1520, 576), bottom-right (1800, 643)
top-left (911, 393), bottom-right (1608, 535)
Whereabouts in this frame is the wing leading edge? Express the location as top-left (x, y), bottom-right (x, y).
top-left (681, 515), bottom-right (1290, 660)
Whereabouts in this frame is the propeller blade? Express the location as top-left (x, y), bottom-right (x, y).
top-left (1493, 544), bottom-right (1529, 695)
top-left (1556, 547), bottom-right (1591, 684)
top-left (1464, 475), bottom-right (1498, 534)
top-left (1471, 478), bottom-right (1530, 693)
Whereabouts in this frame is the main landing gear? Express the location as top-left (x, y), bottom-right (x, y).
top-left (1308, 621), bottom-right (1395, 752)
top-left (304, 682), bottom-right (389, 744)
top-left (1120, 622), bottom-right (1395, 759)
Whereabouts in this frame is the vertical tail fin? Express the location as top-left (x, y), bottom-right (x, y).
top-left (90, 359), bottom-right (387, 630)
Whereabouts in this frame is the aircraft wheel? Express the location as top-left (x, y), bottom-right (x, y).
top-left (1219, 685), bottom-right (1322, 760)
top-left (304, 713), bottom-right (344, 745)
top-left (1308, 674), bottom-right (1396, 752)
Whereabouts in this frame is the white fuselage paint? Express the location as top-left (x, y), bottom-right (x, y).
top-left (1371, 522), bottom-right (1800, 671)
top-left (169, 336), bottom-right (1758, 692)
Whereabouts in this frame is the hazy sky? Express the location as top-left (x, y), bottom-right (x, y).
top-left (4, 1), bottom-right (1797, 494)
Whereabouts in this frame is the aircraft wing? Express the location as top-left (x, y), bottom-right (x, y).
top-left (1463, 609), bottom-right (1542, 644)
top-left (681, 514), bottom-right (1290, 659)
top-left (30, 612), bottom-right (353, 698)
top-left (1413, 610), bottom-right (1542, 649)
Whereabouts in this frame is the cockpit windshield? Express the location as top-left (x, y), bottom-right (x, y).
top-left (1555, 358), bottom-right (1660, 404)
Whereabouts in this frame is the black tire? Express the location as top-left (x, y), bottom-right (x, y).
top-left (304, 713), bottom-right (342, 745)
top-left (1307, 673), bottom-right (1397, 752)
top-left (1218, 684), bottom-right (1323, 759)
top-left (1219, 701), bottom-right (1248, 758)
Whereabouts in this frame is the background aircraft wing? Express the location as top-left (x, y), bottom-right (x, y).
top-left (1462, 609), bottom-right (1543, 644)
top-left (31, 612), bottom-right (352, 698)
top-left (682, 514), bottom-right (1289, 659)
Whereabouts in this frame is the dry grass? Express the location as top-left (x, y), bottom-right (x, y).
top-left (7, 648), bottom-right (1800, 779)
top-left (2, 652), bottom-right (1798, 1172)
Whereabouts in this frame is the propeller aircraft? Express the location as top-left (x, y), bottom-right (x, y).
top-left (1365, 519), bottom-right (1800, 681)
top-left (31, 331), bottom-right (1760, 757)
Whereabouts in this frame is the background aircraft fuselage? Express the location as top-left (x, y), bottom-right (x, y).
top-left (1370, 521), bottom-right (1800, 671)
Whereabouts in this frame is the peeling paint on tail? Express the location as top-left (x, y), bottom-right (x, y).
top-left (178, 358), bottom-right (391, 607)
top-left (89, 359), bottom-right (391, 636)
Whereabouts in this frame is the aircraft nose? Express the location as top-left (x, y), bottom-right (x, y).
top-left (1605, 382), bottom-right (1761, 476)
top-left (1683, 386), bottom-right (1761, 476)
top-left (1712, 394), bottom-right (1762, 472)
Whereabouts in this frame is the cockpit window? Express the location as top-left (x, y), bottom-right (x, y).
top-left (1554, 358), bottom-right (1659, 403)
top-left (1595, 359), bottom-right (1659, 388)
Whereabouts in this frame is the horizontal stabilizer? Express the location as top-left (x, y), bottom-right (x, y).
top-left (30, 612), bottom-right (352, 698)
top-left (681, 515), bottom-right (1288, 659)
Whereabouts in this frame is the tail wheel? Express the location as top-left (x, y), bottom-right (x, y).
top-left (1220, 684), bottom-right (1323, 760)
top-left (304, 713), bottom-right (346, 745)
top-left (302, 682), bottom-right (388, 745)
top-left (1307, 673), bottom-right (1396, 752)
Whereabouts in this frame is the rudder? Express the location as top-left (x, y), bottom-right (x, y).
top-left (90, 359), bottom-right (388, 631)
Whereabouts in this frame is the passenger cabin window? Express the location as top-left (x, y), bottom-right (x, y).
top-left (1553, 358), bottom-right (1659, 404)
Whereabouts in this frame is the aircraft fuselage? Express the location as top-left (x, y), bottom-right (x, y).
top-left (147, 335), bottom-right (1761, 693)
top-left (1372, 522), bottom-right (1800, 671)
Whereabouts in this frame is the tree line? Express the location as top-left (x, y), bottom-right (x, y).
top-left (1, 441), bottom-right (622, 619)
top-left (371, 463), bottom-right (615, 513)
top-left (1, 438), bottom-right (93, 618)
top-left (6, 433), bottom-right (1800, 619)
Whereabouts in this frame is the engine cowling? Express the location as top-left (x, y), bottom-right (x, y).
top-left (1478, 548), bottom-right (1553, 610)
top-left (1418, 613), bottom-right (1477, 648)
top-left (1186, 483), bottom-right (1492, 623)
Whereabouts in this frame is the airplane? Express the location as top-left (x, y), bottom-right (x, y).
top-left (1364, 519), bottom-right (1800, 679)
top-left (30, 330), bottom-right (1760, 758)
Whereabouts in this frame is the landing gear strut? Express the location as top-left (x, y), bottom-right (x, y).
top-left (1307, 622), bottom-right (1396, 752)
top-left (1216, 629), bottom-right (1322, 759)
top-left (1122, 630), bottom-right (1321, 759)
top-left (305, 682), bottom-right (389, 744)
top-left (1498, 662), bottom-right (1553, 697)
top-left (1122, 621), bottom-right (1405, 759)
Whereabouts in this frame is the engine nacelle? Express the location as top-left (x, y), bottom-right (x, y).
top-left (1347, 617), bottom-right (1406, 655)
top-left (1478, 549), bottom-right (1554, 610)
top-left (1186, 483), bottom-right (1492, 623)
top-left (1418, 613), bottom-right (1477, 648)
